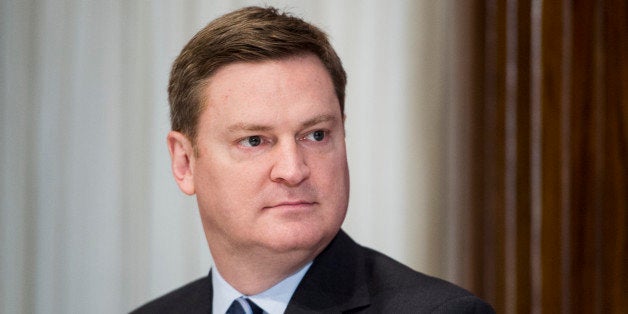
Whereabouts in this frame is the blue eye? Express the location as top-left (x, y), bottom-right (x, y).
top-left (306, 130), bottom-right (326, 141)
top-left (313, 130), bottom-right (325, 141)
top-left (240, 136), bottom-right (262, 147)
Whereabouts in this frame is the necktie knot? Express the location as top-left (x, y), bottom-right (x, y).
top-left (226, 297), bottom-right (264, 314)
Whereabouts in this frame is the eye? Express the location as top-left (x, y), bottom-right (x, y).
top-left (305, 130), bottom-right (326, 142)
top-left (239, 136), bottom-right (262, 147)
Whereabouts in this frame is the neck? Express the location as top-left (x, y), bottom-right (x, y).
top-left (210, 246), bottom-right (317, 295)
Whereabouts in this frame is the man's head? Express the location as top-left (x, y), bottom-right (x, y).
top-left (168, 6), bottom-right (347, 148)
top-left (166, 6), bottom-right (350, 284)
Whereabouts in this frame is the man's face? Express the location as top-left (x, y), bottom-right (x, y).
top-left (176, 54), bottom-right (349, 258)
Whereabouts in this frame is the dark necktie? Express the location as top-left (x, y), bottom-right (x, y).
top-left (226, 297), bottom-right (264, 314)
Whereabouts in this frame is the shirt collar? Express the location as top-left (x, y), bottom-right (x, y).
top-left (212, 262), bottom-right (312, 314)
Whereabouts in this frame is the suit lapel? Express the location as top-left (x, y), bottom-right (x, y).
top-left (284, 230), bottom-right (371, 313)
top-left (192, 271), bottom-right (213, 314)
top-left (207, 270), bottom-right (213, 312)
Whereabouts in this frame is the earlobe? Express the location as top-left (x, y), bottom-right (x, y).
top-left (167, 131), bottom-right (196, 195)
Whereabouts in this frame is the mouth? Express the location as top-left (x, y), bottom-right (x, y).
top-left (263, 201), bottom-right (317, 211)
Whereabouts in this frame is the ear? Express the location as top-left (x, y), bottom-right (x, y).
top-left (167, 131), bottom-right (196, 195)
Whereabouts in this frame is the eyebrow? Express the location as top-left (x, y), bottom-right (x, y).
top-left (302, 114), bottom-right (337, 129)
top-left (226, 114), bottom-right (338, 133)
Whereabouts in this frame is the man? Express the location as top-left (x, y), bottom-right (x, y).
top-left (132, 6), bottom-right (494, 314)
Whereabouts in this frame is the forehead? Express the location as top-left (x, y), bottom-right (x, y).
top-left (198, 54), bottom-right (340, 128)
top-left (207, 54), bottom-right (332, 96)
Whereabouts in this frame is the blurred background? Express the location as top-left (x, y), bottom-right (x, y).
top-left (1, 0), bottom-right (625, 313)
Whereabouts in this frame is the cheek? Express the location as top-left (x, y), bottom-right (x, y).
top-left (310, 151), bottom-right (350, 195)
top-left (194, 156), bottom-right (268, 213)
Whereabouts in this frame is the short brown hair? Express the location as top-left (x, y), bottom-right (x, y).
top-left (168, 6), bottom-right (347, 144)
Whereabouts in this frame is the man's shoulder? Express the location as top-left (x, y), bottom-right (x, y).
top-left (129, 275), bottom-right (212, 314)
top-left (360, 246), bottom-right (494, 312)
top-left (302, 230), bottom-right (494, 313)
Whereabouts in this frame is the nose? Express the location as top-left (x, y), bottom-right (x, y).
top-left (270, 140), bottom-right (310, 186)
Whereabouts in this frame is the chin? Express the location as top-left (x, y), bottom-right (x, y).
top-left (259, 224), bottom-right (339, 254)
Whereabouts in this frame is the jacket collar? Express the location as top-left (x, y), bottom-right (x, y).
top-left (284, 230), bottom-right (371, 313)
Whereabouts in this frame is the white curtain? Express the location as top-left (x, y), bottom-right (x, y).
top-left (0, 1), bottom-right (470, 312)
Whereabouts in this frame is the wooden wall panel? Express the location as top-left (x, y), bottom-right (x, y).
top-left (461, 0), bottom-right (627, 313)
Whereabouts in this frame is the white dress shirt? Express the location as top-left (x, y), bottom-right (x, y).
top-left (212, 262), bottom-right (312, 314)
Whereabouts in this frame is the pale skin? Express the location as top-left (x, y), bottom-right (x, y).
top-left (167, 54), bottom-right (350, 295)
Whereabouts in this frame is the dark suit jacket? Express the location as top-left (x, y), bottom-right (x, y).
top-left (131, 230), bottom-right (494, 313)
